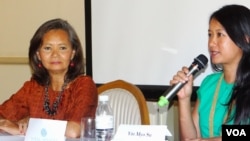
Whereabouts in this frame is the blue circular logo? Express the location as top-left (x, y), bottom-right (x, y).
top-left (41, 128), bottom-right (47, 137)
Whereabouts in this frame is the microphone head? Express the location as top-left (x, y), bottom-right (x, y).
top-left (194, 54), bottom-right (208, 70)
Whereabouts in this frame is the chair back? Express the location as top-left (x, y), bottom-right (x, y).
top-left (97, 80), bottom-right (150, 133)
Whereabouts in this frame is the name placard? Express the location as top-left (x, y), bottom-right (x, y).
top-left (24, 118), bottom-right (67, 141)
top-left (222, 125), bottom-right (250, 141)
top-left (112, 124), bottom-right (171, 141)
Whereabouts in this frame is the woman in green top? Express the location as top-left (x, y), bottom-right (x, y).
top-left (170, 4), bottom-right (250, 141)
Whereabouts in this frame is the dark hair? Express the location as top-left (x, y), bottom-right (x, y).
top-left (29, 18), bottom-right (85, 85)
top-left (210, 5), bottom-right (250, 124)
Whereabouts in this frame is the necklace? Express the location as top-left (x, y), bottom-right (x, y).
top-left (209, 74), bottom-right (229, 137)
top-left (43, 82), bottom-right (67, 116)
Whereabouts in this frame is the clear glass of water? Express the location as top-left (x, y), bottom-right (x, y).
top-left (81, 117), bottom-right (96, 141)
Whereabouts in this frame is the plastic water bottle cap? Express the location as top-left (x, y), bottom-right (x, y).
top-left (99, 95), bottom-right (109, 101)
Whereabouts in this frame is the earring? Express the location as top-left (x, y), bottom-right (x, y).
top-left (38, 63), bottom-right (42, 68)
top-left (70, 61), bottom-right (75, 67)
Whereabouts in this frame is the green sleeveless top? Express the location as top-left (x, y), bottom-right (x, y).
top-left (197, 72), bottom-right (234, 138)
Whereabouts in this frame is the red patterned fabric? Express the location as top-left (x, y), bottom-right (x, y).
top-left (0, 75), bottom-right (98, 123)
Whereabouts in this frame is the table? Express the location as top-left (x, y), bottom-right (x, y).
top-left (0, 132), bottom-right (82, 141)
top-left (0, 136), bottom-right (83, 141)
top-left (1, 131), bottom-right (168, 141)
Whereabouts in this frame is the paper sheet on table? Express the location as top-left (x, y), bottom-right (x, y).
top-left (24, 118), bottom-right (67, 141)
top-left (112, 124), bottom-right (171, 141)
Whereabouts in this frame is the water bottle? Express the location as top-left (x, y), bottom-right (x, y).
top-left (95, 95), bottom-right (114, 141)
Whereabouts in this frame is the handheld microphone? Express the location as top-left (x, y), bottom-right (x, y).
top-left (157, 54), bottom-right (208, 107)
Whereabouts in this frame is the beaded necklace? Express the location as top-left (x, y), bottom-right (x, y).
top-left (43, 81), bottom-right (67, 116)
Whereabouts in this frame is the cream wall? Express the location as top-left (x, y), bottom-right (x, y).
top-left (0, 0), bottom-right (85, 103)
top-left (0, 64), bottom-right (30, 103)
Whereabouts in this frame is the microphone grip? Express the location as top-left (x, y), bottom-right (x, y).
top-left (157, 64), bottom-right (199, 107)
top-left (164, 82), bottom-right (185, 100)
top-left (164, 64), bottom-right (198, 100)
top-left (158, 82), bottom-right (186, 107)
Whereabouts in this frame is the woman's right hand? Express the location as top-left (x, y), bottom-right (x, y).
top-left (169, 66), bottom-right (194, 100)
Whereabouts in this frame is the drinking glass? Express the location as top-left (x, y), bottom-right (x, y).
top-left (80, 117), bottom-right (95, 141)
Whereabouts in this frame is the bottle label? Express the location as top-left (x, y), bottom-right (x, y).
top-left (95, 115), bottom-right (114, 129)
